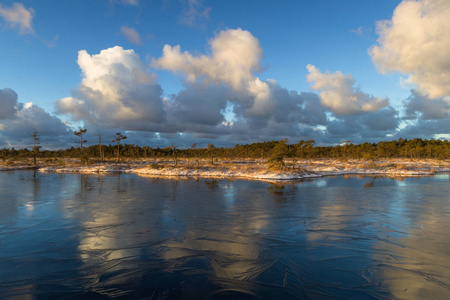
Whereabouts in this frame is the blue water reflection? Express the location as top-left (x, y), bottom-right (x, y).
top-left (0, 172), bottom-right (449, 299)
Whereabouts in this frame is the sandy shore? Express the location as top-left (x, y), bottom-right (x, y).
top-left (2, 158), bottom-right (449, 180)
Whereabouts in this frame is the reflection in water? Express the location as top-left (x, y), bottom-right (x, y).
top-left (267, 182), bottom-right (297, 204)
top-left (363, 177), bottom-right (375, 188)
top-left (370, 181), bottom-right (450, 299)
top-left (0, 172), bottom-right (449, 299)
top-left (204, 178), bottom-right (219, 189)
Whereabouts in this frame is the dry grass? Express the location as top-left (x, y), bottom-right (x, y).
top-left (1, 157), bottom-right (449, 177)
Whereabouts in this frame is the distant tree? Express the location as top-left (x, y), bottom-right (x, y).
top-left (142, 146), bottom-right (150, 158)
top-left (112, 132), bottom-right (127, 162)
top-left (377, 141), bottom-right (396, 159)
top-left (268, 139), bottom-right (288, 170)
top-left (207, 144), bottom-right (215, 164)
top-left (98, 134), bottom-right (104, 163)
top-left (74, 128), bottom-right (87, 164)
top-left (30, 131), bottom-right (41, 166)
top-left (342, 140), bottom-right (352, 158)
top-left (190, 143), bottom-right (200, 168)
top-left (1, 137), bottom-right (449, 163)
top-left (294, 140), bottom-right (307, 159)
top-left (303, 140), bottom-right (316, 158)
top-left (171, 143), bottom-right (178, 166)
top-left (288, 140), bottom-right (302, 169)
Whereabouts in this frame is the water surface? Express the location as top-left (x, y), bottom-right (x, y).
top-left (0, 171), bottom-right (449, 299)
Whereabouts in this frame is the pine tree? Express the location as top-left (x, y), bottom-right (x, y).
top-left (74, 129), bottom-right (87, 164)
top-left (113, 132), bottom-right (127, 163)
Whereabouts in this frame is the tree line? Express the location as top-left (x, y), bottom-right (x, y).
top-left (0, 132), bottom-right (449, 164)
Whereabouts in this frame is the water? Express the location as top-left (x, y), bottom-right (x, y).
top-left (0, 171), bottom-right (449, 299)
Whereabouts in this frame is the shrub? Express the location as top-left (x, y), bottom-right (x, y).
top-left (268, 157), bottom-right (285, 170)
top-left (149, 163), bottom-right (163, 170)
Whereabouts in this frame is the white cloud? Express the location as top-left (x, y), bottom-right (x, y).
top-left (152, 29), bottom-right (398, 144)
top-left (370, 0), bottom-right (450, 99)
top-left (306, 64), bottom-right (388, 115)
top-left (120, 26), bottom-right (142, 45)
top-left (51, 28), bottom-right (408, 147)
top-left (153, 28), bottom-right (263, 91)
top-left (56, 46), bottom-right (165, 129)
top-left (152, 28), bottom-right (322, 124)
top-left (55, 97), bottom-right (90, 122)
top-left (0, 2), bottom-right (34, 34)
top-left (245, 78), bottom-right (274, 117)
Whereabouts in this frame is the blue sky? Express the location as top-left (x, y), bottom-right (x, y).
top-left (0, 0), bottom-right (449, 148)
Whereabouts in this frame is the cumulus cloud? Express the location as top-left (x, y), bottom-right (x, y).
top-left (154, 28), bottom-right (326, 135)
top-left (166, 82), bottom-right (230, 128)
top-left (56, 46), bottom-right (165, 130)
top-left (400, 118), bottom-right (450, 139)
top-left (120, 26), bottom-right (142, 45)
top-left (55, 40), bottom-right (331, 145)
top-left (53, 28), bottom-right (409, 148)
top-left (0, 2), bottom-right (34, 34)
top-left (394, 89), bottom-right (449, 139)
top-left (152, 28), bottom-right (330, 141)
top-left (0, 88), bottom-right (22, 119)
top-left (152, 28), bottom-right (313, 132)
top-left (162, 80), bottom-right (328, 143)
top-left (404, 90), bottom-right (450, 121)
top-left (153, 28), bottom-right (263, 90)
top-left (326, 106), bottom-right (399, 143)
top-left (230, 80), bottom-right (327, 128)
top-left (179, 0), bottom-right (211, 27)
top-left (306, 64), bottom-right (388, 115)
top-left (370, 0), bottom-right (450, 99)
top-left (0, 89), bottom-right (71, 148)
top-left (245, 78), bottom-right (275, 117)
top-left (2, 103), bottom-right (69, 137)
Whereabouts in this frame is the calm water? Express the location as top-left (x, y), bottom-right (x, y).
top-left (0, 171), bottom-right (449, 299)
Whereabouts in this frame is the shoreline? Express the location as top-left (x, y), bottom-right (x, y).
top-left (1, 158), bottom-right (449, 181)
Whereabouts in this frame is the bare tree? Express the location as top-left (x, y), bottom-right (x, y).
top-left (30, 131), bottom-right (41, 166)
top-left (207, 144), bottom-right (215, 165)
top-left (74, 129), bottom-right (87, 164)
top-left (112, 132), bottom-right (127, 163)
top-left (171, 143), bottom-right (178, 166)
top-left (98, 134), bottom-right (104, 163)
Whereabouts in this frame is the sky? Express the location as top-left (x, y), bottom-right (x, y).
top-left (0, 0), bottom-right (449, 149)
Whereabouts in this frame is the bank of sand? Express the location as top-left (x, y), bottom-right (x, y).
top-left (2, 158), bottom-right (448, 180)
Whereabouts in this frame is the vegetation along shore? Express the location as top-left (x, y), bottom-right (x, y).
top-left (1, 138), bottom-right (449, 181)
